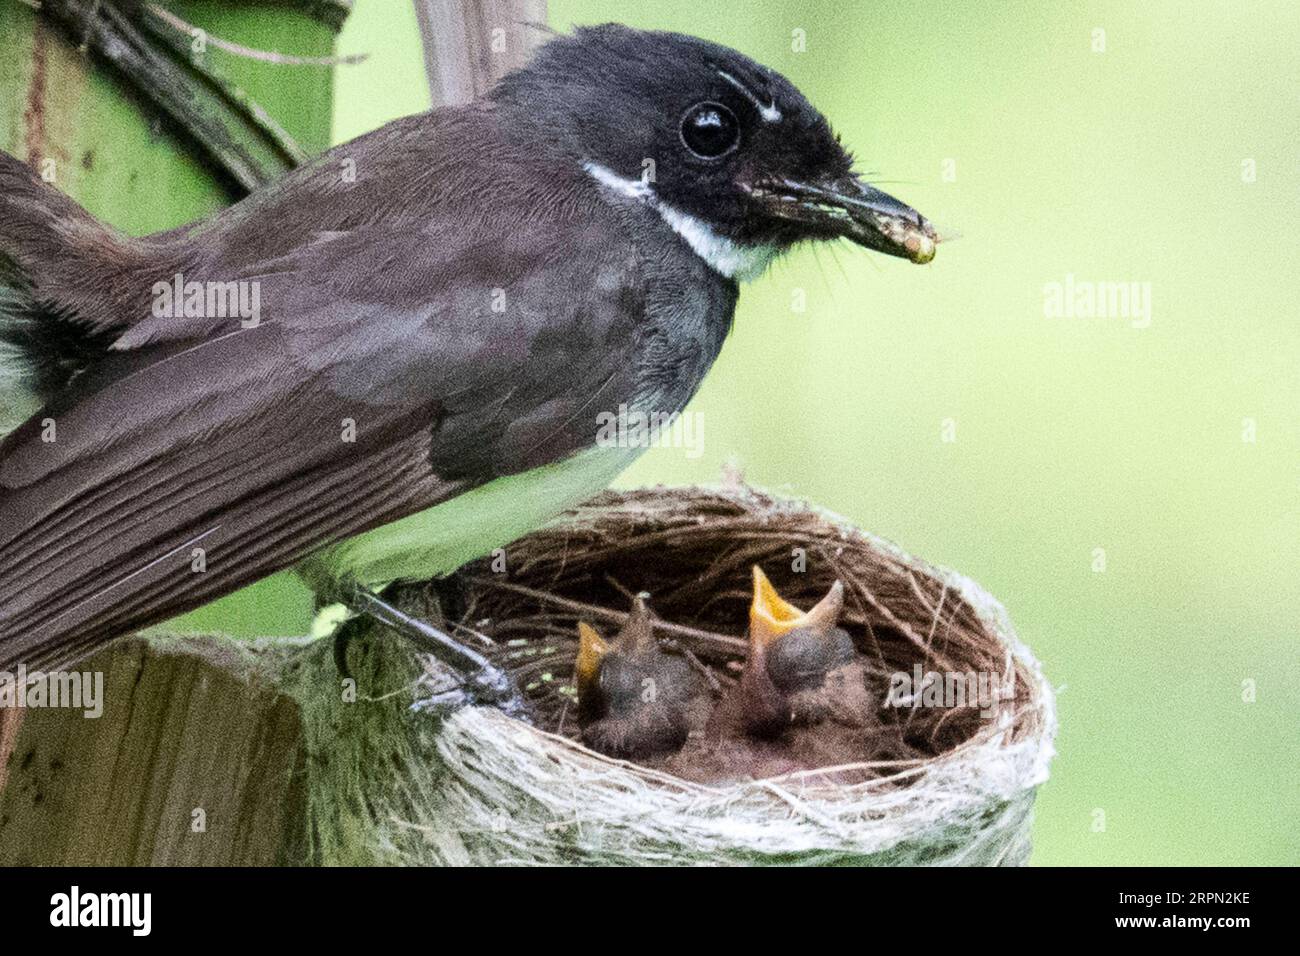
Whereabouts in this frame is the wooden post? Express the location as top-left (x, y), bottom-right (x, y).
top-left (0, 637), bottom-right (310, 865)
top-left (413, 0), bottom-right (549, 106)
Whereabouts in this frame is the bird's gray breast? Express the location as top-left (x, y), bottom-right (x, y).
top-left (626, 214), bottom-right (740, 416)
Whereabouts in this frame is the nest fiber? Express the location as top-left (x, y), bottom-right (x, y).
top-left (384, 485), bottom-right (1057, 866)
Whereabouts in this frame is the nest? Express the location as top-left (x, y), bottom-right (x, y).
top-left (385, 484), bottom-right (1057, 866)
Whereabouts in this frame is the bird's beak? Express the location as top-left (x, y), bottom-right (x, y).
top-left (575, 621), bottom-right (610, 691)
top-left (619, 593), bottom-right (658, 654)
top-left (744, 174), bottom-right (939, 263)
top-left (749, 566), bottom-right (847, 648)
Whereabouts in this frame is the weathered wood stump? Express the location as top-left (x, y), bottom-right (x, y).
top-left (0, 626), bottom-right (449, 866)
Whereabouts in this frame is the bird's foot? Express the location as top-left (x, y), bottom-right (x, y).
top-left (340, 580), bottom-right (529, 720)
top-left (411, 687), bottom-right (474, 719)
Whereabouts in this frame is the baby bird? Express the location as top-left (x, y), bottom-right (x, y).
top-left (708, 566), bottom-right (870, 740)
top-left (573, 594), bottom-right (697, 759)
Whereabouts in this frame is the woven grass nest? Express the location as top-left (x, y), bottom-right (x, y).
top-left (394, 484), bottom-right (1057, 866)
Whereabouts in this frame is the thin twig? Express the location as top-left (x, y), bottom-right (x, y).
top-left (468, 577), bottom-right (747, 656)
top-left (146, 4), bottom-right (368, 66)
top-left (664, 641), bottom-right (725, 693)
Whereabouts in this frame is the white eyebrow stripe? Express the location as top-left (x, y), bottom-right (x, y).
top-left (717, 70), bottom-right (782, 123)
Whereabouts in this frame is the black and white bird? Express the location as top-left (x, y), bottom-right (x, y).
top-left (0, 24), bottom-right (937, 701)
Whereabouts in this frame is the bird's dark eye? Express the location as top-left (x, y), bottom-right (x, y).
top-left (679, 102), bottom-right (740, 159)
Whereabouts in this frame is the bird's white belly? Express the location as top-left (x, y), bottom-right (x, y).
top-left (307, 443), bottom-right (643, 589)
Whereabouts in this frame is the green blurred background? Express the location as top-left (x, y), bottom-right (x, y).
top-left (5, 0), bottom-right (1296, 866)
top-left (333, 0), bottom-right (1300, 866)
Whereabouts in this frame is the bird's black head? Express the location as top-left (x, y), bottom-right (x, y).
top-left (766, 625), bottom-right (857, 694)
top-left (491, 24), bottom-right (937, 278)
top-left (574, 595), bottom-right (693, 723)
top-left (747, 566), bottom-right (853, 694)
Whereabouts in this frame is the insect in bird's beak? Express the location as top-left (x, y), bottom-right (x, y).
top-left (748, 565), bottom-right (847, 648)
top-left (743, 174), bottom-right (939, 264)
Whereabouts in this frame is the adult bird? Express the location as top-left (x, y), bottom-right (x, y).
top-left (0, 24), bottom-right (938, 703)
top-left (573, 594), bottom-right (697, 758)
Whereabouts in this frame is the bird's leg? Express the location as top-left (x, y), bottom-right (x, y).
top-left (340, 580), bottom-right (528, 720)
top-left (412, 688), bottom-right (475, 720)
top-left (331, 613), bottom-right (365, 681)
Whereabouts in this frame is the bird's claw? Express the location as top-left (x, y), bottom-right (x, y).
top-left (466, 667), bottom-right (530, 721)
top-left (411, 687), bottom-right (474, 719)
top-left (338, 578), bottom-right (529, 722)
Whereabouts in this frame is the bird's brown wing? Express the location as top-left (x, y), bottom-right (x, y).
top-left (0, 211), bottom-right (645, 670)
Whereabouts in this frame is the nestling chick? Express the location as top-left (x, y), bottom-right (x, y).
top-left (708, 566), bottom-right (871, 740)
top-left (574, 595), bottom-right (697, 759)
